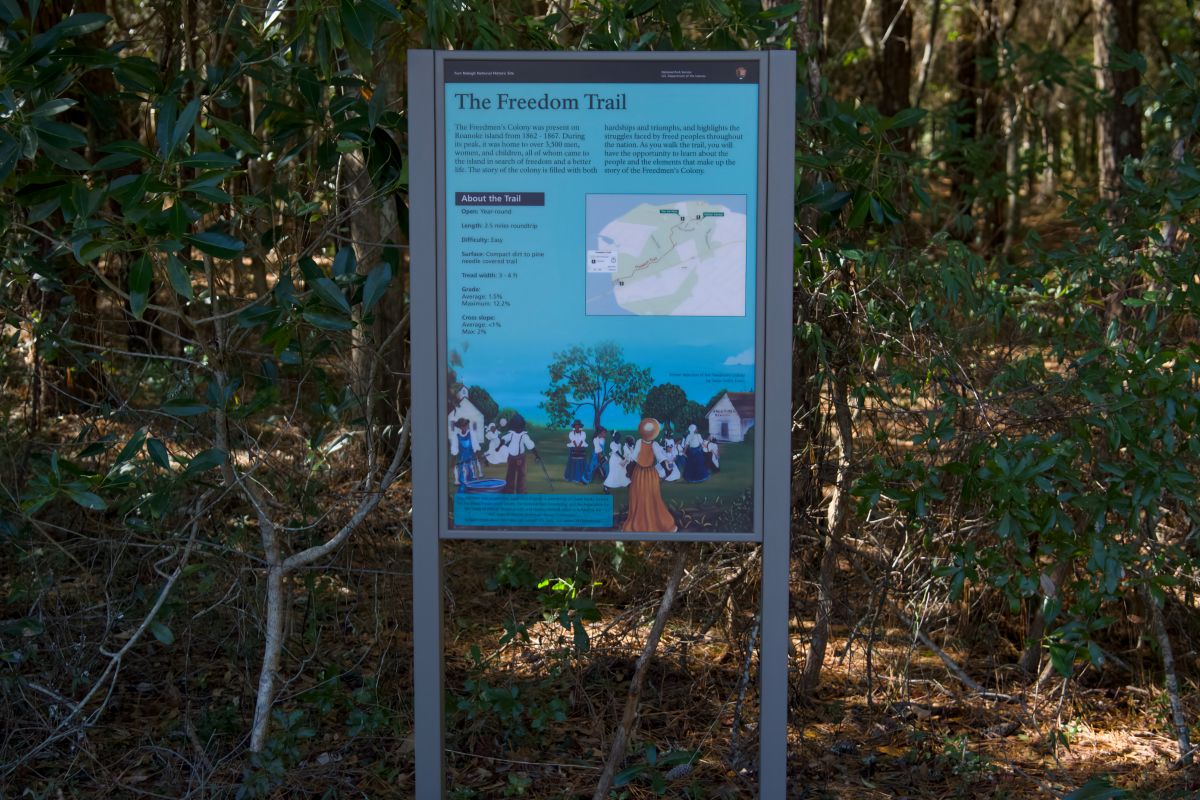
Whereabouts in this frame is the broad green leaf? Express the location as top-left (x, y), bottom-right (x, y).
top-left (313, 277), bottom-right (351, 314)
top-left (572, 618), bottom-right (589, 654)
top-left (332, 247), bottom-right (356, 278)
top-left (160, 398), bottom-right (209, 417)
top-left (799, 182), bottom-right (852, 213)
top-left (80, 440), bottom-right (111, 459)
top-left (0, 618), bottom-right (44, 637)
top-left (114, 57), bottom-right (162, 93)
top-left (73, 237), bottom-right (110, 265)
top-left (178, 152), bottom-right (238, 169)
top-left (146, 438), bottom-right (171, 468)
top-left (187, 182), bottom-right (233, 204)
top-left (81, 441), bottom-right (115, 463)
top-left (886, 107), bottom-right (927, 130)
top-left (1173, 55), bottom-right (1197, 90)
top-left (302, 309), bottom-right (355, 331)
top-left (21, 492), bottom-right (55, 515)
top-left (211, 117), bottom-right (261, 156)
top-left (128, 255), bottom-right (152, 320)
top-left (361, 263), bottom-right (392, 313)
top-left (361, 0), bottom-right (402, 19)
top-left (612, 764), bottom-right (646, 788)
top-left (0, 137), bottom-right (18, 183)
top-left (27, 197), bottom-right (60, 224)
top-left (67, 489), bottom-right (107, 510)
top-left (0, 0), bottom-right (21, 24)
top-left (169, 98), bottom-right (201, 156)
top-left (183, 448), bottom-right (227, 476)
top-left (238, 305), bottom-right (277, 328)
top-left (32, 99), bottom-right (76, 118)
top-left (53, 11), bottom-right (110, 37)
top-left (165, 254), bottom-right (193, 300)
top-left (760, 1), bottom-right (798, 17)
top-left (847, 193), bottom-right (871, 228)
top-left (155, 97), bottom-right (176, 158)
top-left (91, 152), bottom-right (141, 171)
top-left (185, 231), bottom-right (244, 260)
top-left (298, 256), bottom-right (323, 282)
top-left (911, 177), bottom-right (932, 208)
top-left (34, 119), bottom-right (87, 149)
top-left (869, 196), bottom-right (884, 224)
top-left (340, 0), bottom-right (375, 50)
top-left (1049, 644), bottom-right (1074, 678)
top-left (40, 143), bottom-right (90, 170)
top-left (149, 621), bottom-right (175, 645)
top-left (115, 429), bottom-right (148, 464)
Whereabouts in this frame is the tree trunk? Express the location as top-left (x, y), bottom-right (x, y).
top-left (1143, 585), bottom-right (1193, 767)
top-left (344, 149), bottom-right (384, 397)
top-left (593, 548), bottom-right (688, 799)
top-left (1039, 98), bottom-right (1061, 201)
top-left (948, 3), bottom-right (979, 222)
top-left (1002, 94), bottom-right (1023, 255)
top-left (1093, 0), bottom-right (1143, 321)
top-left (1017, 561), bottom-right (1071, 676)
top-left (801, 369), bottom-right (853, 693)
top-left (976, 0), bottom-right (1006, 252)
top-left (795, 0), bottom-right (823, 119)
top-left (249, 562), bottom-right (285, 752)
top-left (1092, 0), bottom-right (1142, 203)
top-left (877, 0), bottom-right (913, 119)
top-left (913, 0), bottom-right (942, 111)
top-left (340, 60), bottom-right (404, 428)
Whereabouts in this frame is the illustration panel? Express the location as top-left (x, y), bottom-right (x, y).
top-left (442, 61), bottom-right (761, 533)
top-left (445, 337), bottom-right (756, 533)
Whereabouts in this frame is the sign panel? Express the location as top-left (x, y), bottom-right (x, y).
top-left (409, 50), bottom-right (794, 798)
top-left (441, 58), bottom-right (765, 536)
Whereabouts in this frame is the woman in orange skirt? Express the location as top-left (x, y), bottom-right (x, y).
top-left (622, 418), bottom-right (678, 533)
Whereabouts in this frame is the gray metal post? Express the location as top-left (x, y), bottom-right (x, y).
top-left (408, 49), bottom-right (445, 800)
top-left (759, 48), bottom-right (796, 799)
top-left (409, 49), bottom-right (794, 798)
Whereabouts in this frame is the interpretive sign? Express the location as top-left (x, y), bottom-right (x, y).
top-left (439, 57), bottom-right (770, 537)
top-left (409, 50), bottom-right (794, 797)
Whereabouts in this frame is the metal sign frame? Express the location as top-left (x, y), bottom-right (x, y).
top-left (409, 49), bottom-right (794, 798)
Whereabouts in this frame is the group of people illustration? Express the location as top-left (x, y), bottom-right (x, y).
top-left (451, 408), bottom-right (734, 533)
top-left (556, 419), bottom-right (720, 490)
top-left (450, 413), bottom-right (538, 494)
top-left (452, 414), bottom-right (723, 493)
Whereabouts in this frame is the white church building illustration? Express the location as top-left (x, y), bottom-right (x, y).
top-left (447, 385), bottom-right (485, 439)
top-left (706, 391), bottom-right (755, 442)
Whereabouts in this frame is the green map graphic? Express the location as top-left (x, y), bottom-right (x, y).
top-left (587, 199), bottom-right (746, 317)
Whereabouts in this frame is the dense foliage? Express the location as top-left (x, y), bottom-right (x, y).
top-left (1, 0), bottom-right (1199, 796)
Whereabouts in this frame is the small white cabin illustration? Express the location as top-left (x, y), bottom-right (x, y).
top-left (448, 386), bottom-right (485, 440)
top-left (706, 391), bottom-right (755, 442)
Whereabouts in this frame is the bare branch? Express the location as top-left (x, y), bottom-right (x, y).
top-left (282, 416), bottom-right (409, 571)
top-left (0, 499), bottom-right (208, 778)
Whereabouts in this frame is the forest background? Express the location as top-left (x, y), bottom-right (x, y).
top-left (2, 0), bottom-right (1200, 797)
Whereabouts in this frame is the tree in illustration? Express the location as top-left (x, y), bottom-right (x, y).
top-left (541, 342), bottom-right (653, 431)
top-left (642, 383), bottom-right (687, 434)
top-left (679, 400), bottom-right (706, 430)
top-left (468, 385), bottom-right (499, 423)
top-left (704, 387), bottom-right (730, 412)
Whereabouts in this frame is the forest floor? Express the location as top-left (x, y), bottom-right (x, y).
top-left (6, 508), bottom-right (1198, 799)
